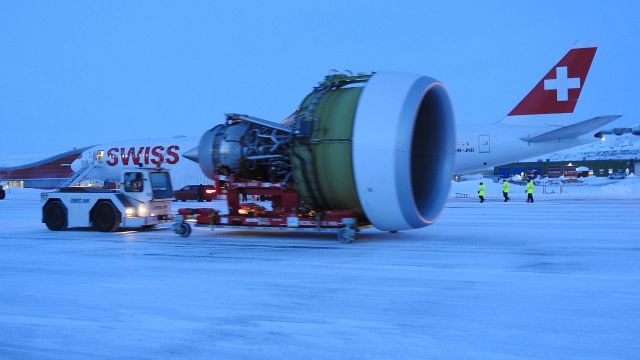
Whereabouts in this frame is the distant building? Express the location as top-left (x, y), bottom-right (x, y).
top-left (494, 159), bottom-right (636, 179)
top-left (0, 147), bottom-right (89, 189)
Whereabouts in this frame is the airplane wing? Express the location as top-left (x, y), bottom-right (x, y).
top-left (519, 115), bottom-right (622, 143)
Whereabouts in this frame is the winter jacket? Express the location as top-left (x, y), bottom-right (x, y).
top-left (526, 181), bottom-right (534, 194)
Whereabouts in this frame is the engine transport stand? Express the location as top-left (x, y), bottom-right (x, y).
top-left (172, 179), bottom-right (362, 243)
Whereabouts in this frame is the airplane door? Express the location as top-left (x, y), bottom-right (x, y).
top-left (94, 150), bottom-right (105, 163)
top-left (478, 135), bottom-right (490, 153)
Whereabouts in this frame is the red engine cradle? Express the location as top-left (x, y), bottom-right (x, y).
top-left (178, 175), bottom-right (356, 229)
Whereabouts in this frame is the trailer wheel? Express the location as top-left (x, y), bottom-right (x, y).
top-left (43, 201), bottom-right (67, 231)
top-left (92, 201), bottom-right (120, 232)
top-left (337, 227), bottom-right (356, 244)
top-left (174, 222), bottom-right (191, 237)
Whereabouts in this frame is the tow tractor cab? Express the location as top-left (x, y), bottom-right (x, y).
top-left (41, 168), bottom-right (174, 232)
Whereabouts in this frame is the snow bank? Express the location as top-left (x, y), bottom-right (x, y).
top-left (529, 133), bottom-right (640, 161)
top-left (600, 176), bottom-right (640, 195)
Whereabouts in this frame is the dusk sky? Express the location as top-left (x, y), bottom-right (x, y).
top-left (1, 1), bottom-right (638, 156)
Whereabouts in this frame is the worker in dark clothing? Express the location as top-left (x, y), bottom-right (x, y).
top-left (0, 185), bottom-right (5, 200)
top-left (526, 179), bottom-right (534, 203)
top-left (502, 180), bottom-right (510, 202)
top-left (478, 182), bottom-right (486, 203)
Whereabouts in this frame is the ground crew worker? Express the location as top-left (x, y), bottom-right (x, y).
top-left (502, 180), bottom-right (510, 202)
top-left (478, 182), bottom-right (486, 203)
top-left (526, 179), bottom-right (534, 203)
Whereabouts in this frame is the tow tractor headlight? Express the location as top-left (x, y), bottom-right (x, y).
top-left (137, 204), bottom-right (148, 217)
top-left (125, 207), bottom-right (136, 217)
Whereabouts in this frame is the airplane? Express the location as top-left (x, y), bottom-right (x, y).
top-left (62, 136), bottom-right (208, 189)
top-left (0, 136), bottom-right (206, 189)
top-left (454, 43), bottom-right (621, 173)
top-left (0, 43), bottom-right (622, 190)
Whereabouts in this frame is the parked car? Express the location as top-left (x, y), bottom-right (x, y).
top-left (608, 173), bottom-right (627, 180)
top-left (173, 185), bottom-right (216, 202)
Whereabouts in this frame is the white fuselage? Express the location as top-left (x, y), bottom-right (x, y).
top-left (454, 122), bottom-right (597, 174)
top-left (74, 137), bottom-right (209, 189)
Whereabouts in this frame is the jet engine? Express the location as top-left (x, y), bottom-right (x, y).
top-left (193, 72), bottom-right (455, 231)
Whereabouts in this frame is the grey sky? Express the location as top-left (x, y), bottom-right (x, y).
top-left (1, 1), bottom-right (638, 156)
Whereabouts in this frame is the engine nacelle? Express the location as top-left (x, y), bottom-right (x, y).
top-left (195, 71), bottom-right (455, 231)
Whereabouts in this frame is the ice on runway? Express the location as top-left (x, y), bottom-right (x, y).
top-left (0, 185), bottom-right (639, 359)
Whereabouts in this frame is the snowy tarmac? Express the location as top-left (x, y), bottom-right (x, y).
top-left (0, 189), bottom-right (639, 359)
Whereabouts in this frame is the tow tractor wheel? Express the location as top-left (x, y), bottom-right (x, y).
top-left (174, 222), bottom-right (192, 237)
top-left (92, 201), bottom-right (121, 232)
top-left (337, 227), bottom-right (356, 244)
top-left (44, 201), bottom-right (68, 231)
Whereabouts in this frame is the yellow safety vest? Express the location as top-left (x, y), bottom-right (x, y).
top-left (526, 181), bottom-right (534, 194)
top-left (502, 182), bottom-right (509, 192)
top-left (478, 184), bottom-right (486, 196)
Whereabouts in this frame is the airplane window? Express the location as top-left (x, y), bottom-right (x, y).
top-left (124, 172), bottom-right (144, 192)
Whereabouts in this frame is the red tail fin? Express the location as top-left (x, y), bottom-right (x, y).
top-left (508, 45), bottom-right (597, 116)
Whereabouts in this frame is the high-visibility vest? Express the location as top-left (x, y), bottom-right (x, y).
top-left (502, 182), bottom-right (509, 193)
top-left (478, 184), bottom-right (486, 196)
top-left (526, 181), bottom-right (534, 194)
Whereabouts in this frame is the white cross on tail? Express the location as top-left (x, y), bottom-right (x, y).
top-left (544, 66), bottom-right (581, 102)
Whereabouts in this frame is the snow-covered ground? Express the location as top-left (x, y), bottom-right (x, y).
top-left (0, 186), bottom-right (639, 359)
top-left (451, 174), bottom-right (640, 199)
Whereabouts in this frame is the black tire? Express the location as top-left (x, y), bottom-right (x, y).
top-left (92, 201), bottom-right (121, 232)
top-left (175, 222), bottom-right (191, 237)
top-left (0, 189), bottom-right (5, 200)
top-left (43, 201), bottom-right (67, 231)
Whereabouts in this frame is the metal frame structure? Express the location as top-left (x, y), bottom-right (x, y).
top-left (173, 175), bottom-right (361, 243)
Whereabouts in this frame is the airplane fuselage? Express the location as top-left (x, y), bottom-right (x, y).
top-left (72, 136), bottom-right (210, 189)
top-left (454, 123), bottom-right (598, 174)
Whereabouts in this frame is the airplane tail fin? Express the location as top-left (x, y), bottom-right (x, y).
top-left (505, 42), bottom-right (597, 119)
